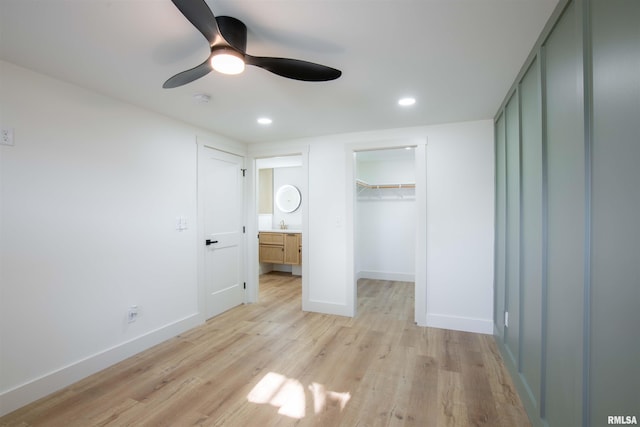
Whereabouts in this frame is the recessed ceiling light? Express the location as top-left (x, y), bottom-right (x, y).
top-left (257, 117), bottom-right (273, 125)
top-left (398, 97), bottom-right (416, 106)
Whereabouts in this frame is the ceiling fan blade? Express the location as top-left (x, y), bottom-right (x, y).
top-left (171, 0), bottom-right (221, 45)
top-left (245, 55), bottom-right (342, 82)
top-left (163, 58), bottom-right (212, 88)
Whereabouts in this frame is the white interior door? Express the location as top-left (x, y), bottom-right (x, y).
top-left (199, 145), bottom-right (244, 319)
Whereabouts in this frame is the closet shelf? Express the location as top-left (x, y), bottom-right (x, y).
top-left (356, 179), bottom-right (415, 189)
top-left (356, 179), bottom-right (415, 200)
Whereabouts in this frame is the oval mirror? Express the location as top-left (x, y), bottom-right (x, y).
top-left (275, 184), bottom-right (301, 213)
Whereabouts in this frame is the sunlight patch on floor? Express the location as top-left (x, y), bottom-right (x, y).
top-left (247, 372), bottom-right (351, 419)
top-left (309, 382), bottom-right (351, 413)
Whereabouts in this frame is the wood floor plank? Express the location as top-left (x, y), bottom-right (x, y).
top-left (437, 370), bottom-right (469, 426)
top-left (1, 274), bottom-right (530, 427)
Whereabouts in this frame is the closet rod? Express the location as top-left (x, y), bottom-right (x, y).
top-left (356, 179), bottom-right (415, 189)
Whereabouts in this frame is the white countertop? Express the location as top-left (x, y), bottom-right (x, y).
top-left (259, 229), bottom-right (302, 233)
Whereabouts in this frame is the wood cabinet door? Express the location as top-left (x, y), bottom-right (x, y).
top-left (260, 245), bottom-right (284, 264)
top-left (284, 233), bottom-right (300, 265)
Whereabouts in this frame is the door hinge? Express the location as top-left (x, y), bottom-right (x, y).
top-left (241, 168), bottom-right (246, 177)
top-left (242, 226), bottom-right (246, 233)
top-left (243, 282), bottom-right (246, 289)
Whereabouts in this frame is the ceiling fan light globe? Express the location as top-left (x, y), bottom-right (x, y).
top-left (211, 51), bottom-right (245, 75)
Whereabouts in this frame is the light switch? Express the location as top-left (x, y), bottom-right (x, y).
top-left (176, 216), bottom-right (188, 231)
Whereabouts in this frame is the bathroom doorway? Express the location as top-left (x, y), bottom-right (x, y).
top-left (256, 155), bottom-right (304, 299)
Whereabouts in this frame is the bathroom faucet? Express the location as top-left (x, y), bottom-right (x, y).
top-left (280, 220), bottom-right (287, 230)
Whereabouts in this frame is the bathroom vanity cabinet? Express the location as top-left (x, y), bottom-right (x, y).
top-left (259, 232), bottom-right (301, 265)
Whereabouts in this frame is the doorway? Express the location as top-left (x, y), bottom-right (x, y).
top-left (345, 142), bottom-right (427, 326)
top-left (255, 155), bottom-right (304, 299)
top-left (354, 148), bottom-right (417, 317)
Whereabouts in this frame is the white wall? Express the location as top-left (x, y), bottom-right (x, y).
top-left (248, 120), bottom-right (494, 331)
top-left (306, 142), bottom-right (349, 313)
top-left (424, 122), bottom-right (495, 333)
top-left (0, 61), bottom-right (245, 415)
top-left (256, 156), bottom-right (303, 232)
top-left (272, 166), bottom-right (303, 230)
top-left (357, 156), bottom-right (415, 184)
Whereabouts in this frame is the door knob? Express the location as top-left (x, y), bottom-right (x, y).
top-left (205, 239), bottom-right (219, 246)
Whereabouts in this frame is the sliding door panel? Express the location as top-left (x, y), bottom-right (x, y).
top-left (543, 2), bottom-right (585, 426)
top-left (519, 57), bottom-right (543, 410)
top-left (590, 0), bottom-right (640, 423)
top-left (505, 93), bottom-right (521, 366)
top-left (494, 114), bottom-right (507, 337)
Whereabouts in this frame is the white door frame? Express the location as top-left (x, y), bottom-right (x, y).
top-left (345, 138), bottom-right (427, 325)
top-left (196, 139), bottom-right (247, 320)
top-left (246, 146), bottom-right (309, 306)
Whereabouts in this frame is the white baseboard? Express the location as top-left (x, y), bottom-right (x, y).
top-left (357, 270), bottom-right (415, 282)
top-left (426, 313), bottom-right (493, 335)
top-left (303, 299), bottom-right (353, 317)
top-left (0, 314), bottom-right (202, 417)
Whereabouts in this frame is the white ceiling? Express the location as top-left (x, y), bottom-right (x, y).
top-left (0, 0), bottom-right (558, 145)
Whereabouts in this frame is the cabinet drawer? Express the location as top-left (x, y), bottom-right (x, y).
top-left (259, 232), bottom-right (284, 245)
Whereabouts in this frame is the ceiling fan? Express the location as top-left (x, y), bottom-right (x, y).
top-left (163, 0), bottom-right (342, 88)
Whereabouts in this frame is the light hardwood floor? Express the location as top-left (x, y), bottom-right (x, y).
top-left (1, 273), bottom-right (530, 426)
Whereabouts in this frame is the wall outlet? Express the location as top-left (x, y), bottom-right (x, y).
top-left (1, 128), bottom-right (14, 146)
top-left (127, 305), bottom-right (139, 323)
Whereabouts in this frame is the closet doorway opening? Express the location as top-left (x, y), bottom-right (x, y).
top-left (354, 148), bottom-right (417, 321)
